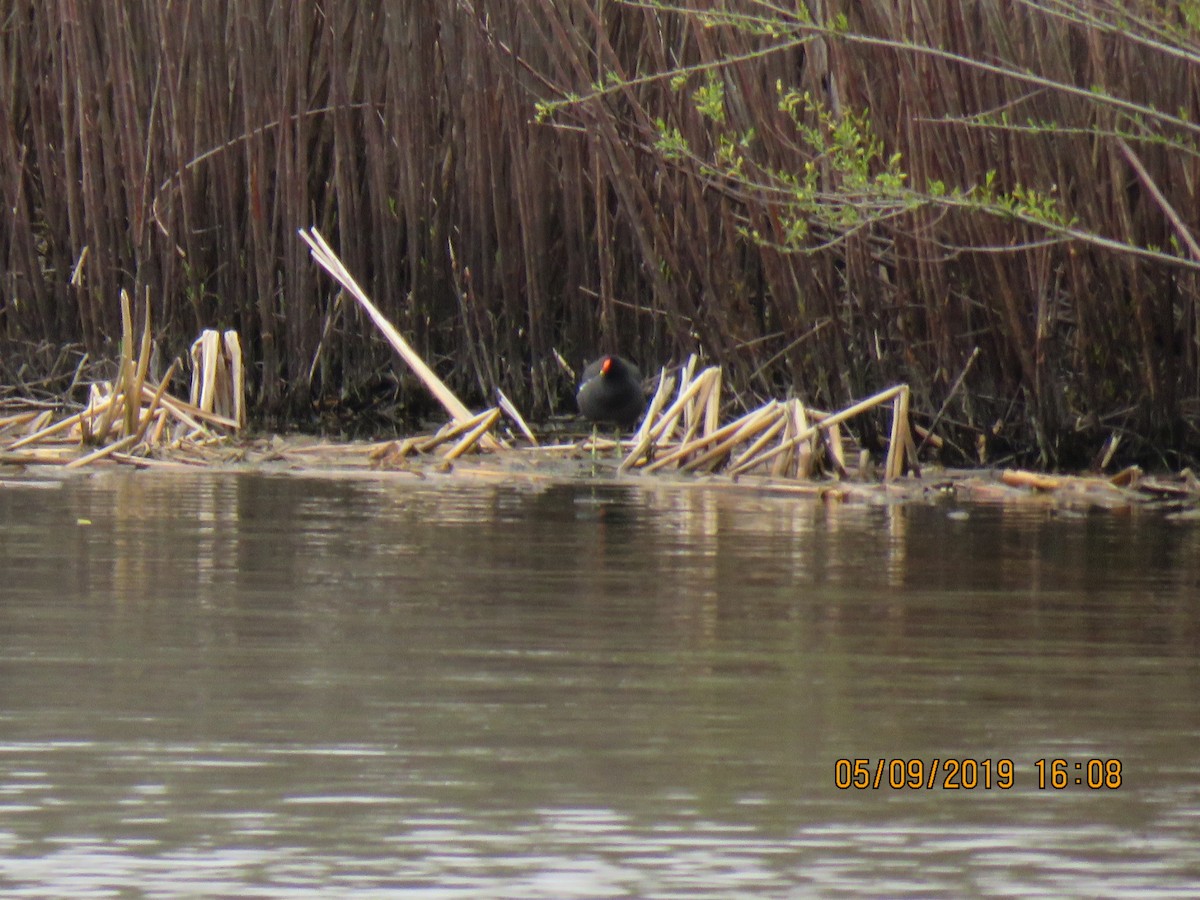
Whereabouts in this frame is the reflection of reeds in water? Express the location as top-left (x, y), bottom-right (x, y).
top-left (1, 290), bottom-right (242, 466)
top-left (617, 355), bottom-right (918, 482)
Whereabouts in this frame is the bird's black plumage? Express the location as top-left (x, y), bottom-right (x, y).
top-left (576, 355), bottom-right (645, 429)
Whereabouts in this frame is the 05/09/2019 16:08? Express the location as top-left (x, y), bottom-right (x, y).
top-left (834, 758), bottom-right (1123, 791)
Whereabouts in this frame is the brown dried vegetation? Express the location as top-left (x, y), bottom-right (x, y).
top-left (2, 1), bottom-right (1200, 469)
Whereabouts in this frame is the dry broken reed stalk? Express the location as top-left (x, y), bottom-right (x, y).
top-left (620, 368), bottom-right (918, 482)
top-left (416, 408), bottom-right (502, 454)
top-left (2, 289), bottom-right (245, 466)
top-left (496, 388), bottom-right (539, 446)
top-left (445, 409), bottom-right (503, 460)
top-left (365, 406), bottom-right (505, 467)
top-left (189, 330), bottom-right (246, 429)
top-left (300, 226), bottom-right (503, 452)
top-left (617, 357), bottom-right (718, 472)
top-left (0, 411), bottom-right (44, 435)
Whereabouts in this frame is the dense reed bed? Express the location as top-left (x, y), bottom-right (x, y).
top-left (2, 1), bottom-right (1199, 467)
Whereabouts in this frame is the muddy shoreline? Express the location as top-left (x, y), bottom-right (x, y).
top-left (4, 431), bottom-right (1199, 518)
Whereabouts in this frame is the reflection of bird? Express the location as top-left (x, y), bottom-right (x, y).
top-left (577, 355), bottom-right (646, 430)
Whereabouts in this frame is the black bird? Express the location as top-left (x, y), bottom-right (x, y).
top-left (577, 355), bottom-right (646, 430)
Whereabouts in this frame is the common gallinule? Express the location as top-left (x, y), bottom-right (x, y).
top-left (577, 355), bottom-right (646, 430)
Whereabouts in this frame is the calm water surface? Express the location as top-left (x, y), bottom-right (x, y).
top-left (1, 469), bottom-right (1199, 897)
